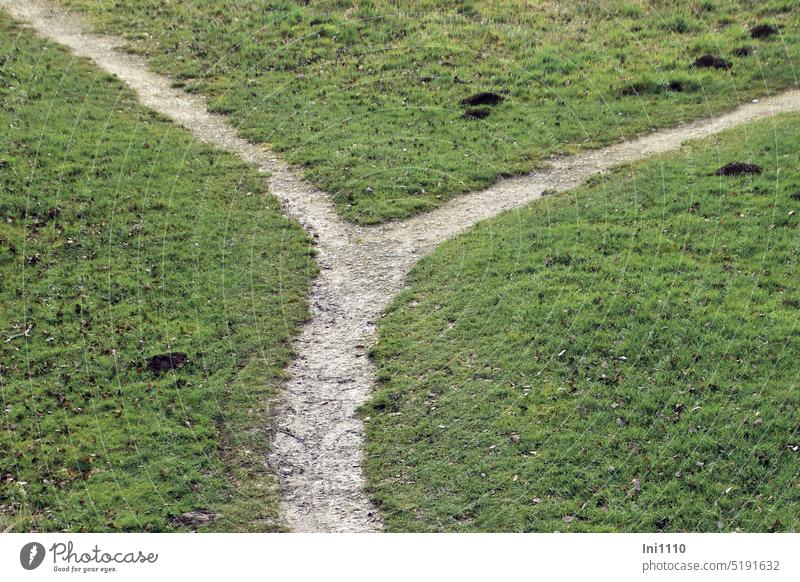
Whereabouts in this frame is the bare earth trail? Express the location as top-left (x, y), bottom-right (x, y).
top-left (5, 0), bottom-right (800, 533)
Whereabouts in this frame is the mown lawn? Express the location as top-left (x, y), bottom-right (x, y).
top-left (364, 114), bottom-right (800, 532)
top-left (0, 13), bottom-right (315, 531)
top-left (57, 0), bottom-right (799, 224)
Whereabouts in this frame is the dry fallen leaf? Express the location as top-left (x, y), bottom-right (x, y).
top-left (630, 478), bottom-right (642, 498)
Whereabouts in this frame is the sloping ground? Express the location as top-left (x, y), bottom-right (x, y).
top-left (0, 13), bottom-right (314, 531)
top-left (54, 0), bottom-right (800, 223)
top-left (365, 114), bottom-right (800, 532)
top-left (5, 0), bottom-right (800, 533)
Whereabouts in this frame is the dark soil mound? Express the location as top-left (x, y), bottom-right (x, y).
top-left (751, 24), bottom-right (779, 39)
top-left (463, 107), bottom-right (491, 119)
top-left (733, 46), bottom-right (753, 57)
top-left (621, 82), bottom-right (650, 96)
top-left (170, 509), bottom-right (217, 530)
top-left (147, 352), bottom-right (188, 373)
top-left (715, 162), bottom-right (762, 176)
top-left (792, 192), bottom-right (800, 201)
top-left (694, 55), bottom-right (731, 70)
top-left (622, 80), bottom-right (685, 95)
top-left (460, 92), bottom-right (503, 107)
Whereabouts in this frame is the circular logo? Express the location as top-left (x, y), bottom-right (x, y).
top-left (20, 542), bottom-right (46, 570)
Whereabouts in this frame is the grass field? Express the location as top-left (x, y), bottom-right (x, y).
top-left (363, 114), bottom-right (800, 532)
top-left (57, 0), bottom-right (800, 224)
top-left (0, 13), bottom-right (314, 531)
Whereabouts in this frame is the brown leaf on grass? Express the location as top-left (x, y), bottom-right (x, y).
top-left (630, 478), bottom-right (642, 498)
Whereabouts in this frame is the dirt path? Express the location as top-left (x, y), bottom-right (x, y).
top-left (5, 0), bottom-right (800, 533)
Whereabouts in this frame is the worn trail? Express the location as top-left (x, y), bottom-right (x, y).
top-left (5, 0), bottom-right (800, 532)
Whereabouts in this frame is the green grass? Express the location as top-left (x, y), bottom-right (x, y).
top-left (364, 113), bottom-right (800, 532)
top-left (56, 0), bottom-right (800, 224)
top-left (0, 13), bottom-right (315, 531)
